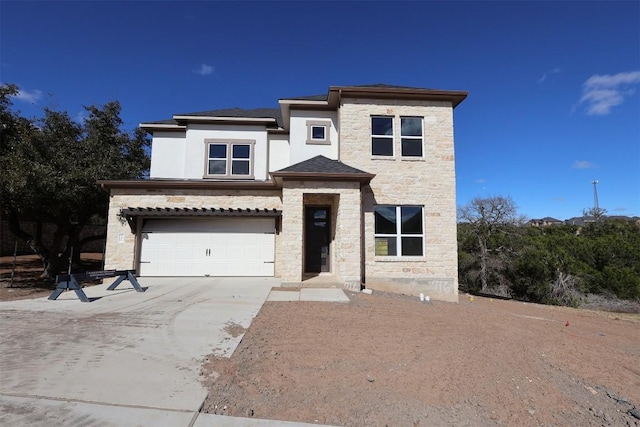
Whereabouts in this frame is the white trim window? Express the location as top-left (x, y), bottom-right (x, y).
top-left (374, 205), bottom-right (424, 256)
top-left (306, 120), bottom-right (331, 144)
top-left (371, 116), bottom-right (394, 156)
top-left (205, 140), bottom-right (254, 178)
top-left (400, 117), bottom-right (423, 157)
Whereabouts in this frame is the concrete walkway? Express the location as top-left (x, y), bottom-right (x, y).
top-left (0, 277), bottom-right (344, 426)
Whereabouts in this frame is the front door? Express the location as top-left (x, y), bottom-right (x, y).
top-left (304, 206), bottom-right (331, 273)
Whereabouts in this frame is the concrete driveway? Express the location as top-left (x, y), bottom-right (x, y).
top-left (0, 277), bottom-right (279, 426)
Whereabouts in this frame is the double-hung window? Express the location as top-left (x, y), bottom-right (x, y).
top-left (400, 117), bottom-right (423, 157)
top-left (205, 140), bottom-right (254, 178)
top-left (374, 205), bottom-right (424, 256)
top-left (371, 116), bottom-right (394, 156)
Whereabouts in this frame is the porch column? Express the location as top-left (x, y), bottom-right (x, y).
top-left (281, 182), bottom-right (304, 284)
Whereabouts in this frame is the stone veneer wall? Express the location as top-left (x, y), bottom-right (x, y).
top-left (104, 188), bottom-right (282, 275)
top-left (280, 180), bottom-right (361, 289)
top-left (339, 98), bottom-right (459, 302)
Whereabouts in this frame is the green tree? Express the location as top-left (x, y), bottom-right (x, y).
top-left (457, 196), bottom-right (525, 292)
top-left (0, 83), bottom-right (150, 279)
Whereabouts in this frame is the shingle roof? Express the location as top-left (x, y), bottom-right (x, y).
top-left (276, 155), bottom-right (370, 174)
top-left (282, 94), bottom-right (328, 101)
top-left (145, 118), bottom-right (180, 125)
top-left (145, 107), bottom-right (283, 127)
top-left (282, 84), bottom-right (441, 101)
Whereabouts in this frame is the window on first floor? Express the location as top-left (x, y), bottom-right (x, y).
top-left (374, 205), bottom-right (424, 256)
top-left (205, 140), bottom-right (254, 178)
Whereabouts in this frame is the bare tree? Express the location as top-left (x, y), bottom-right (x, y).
top-left (458, 196), bottom-right (526, 292)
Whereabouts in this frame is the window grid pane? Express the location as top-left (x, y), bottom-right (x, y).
top-left (372, 117), bottom-right (393, 136)
top-left (231, 160), bottom-right (249, 175)
top-left (232, 144), bottom-right (250, 159)
top-left (375, 237), bottom-right (397, 256)
top-left (374, 206), bottom-right (397, 234)
top-left (372, 138), bottom-right (393, 156)
top-left (401, 139), bottom-right (423, 157)
top-left (209, 144), bottom-right (226, 159)
top-left (208, 159), bottom-right (226, 175)
top-left (311, 126), bottom-right (325, 140)
top-left (401, 118), bottom-right (422, 137)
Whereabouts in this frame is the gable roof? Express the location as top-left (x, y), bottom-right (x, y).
top-left (271, 155), bottom-right (374, 185)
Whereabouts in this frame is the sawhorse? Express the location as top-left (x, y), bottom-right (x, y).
top-left (48, 270), bottom-right (145, 302)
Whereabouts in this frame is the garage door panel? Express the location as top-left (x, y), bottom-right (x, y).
top-left (140, 218), bottom-right (275, 277)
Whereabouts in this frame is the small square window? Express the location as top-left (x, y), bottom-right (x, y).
top-left (306, 120), bottom-right (331, 144)
top-left (312, 126), bottom-right (326, 140)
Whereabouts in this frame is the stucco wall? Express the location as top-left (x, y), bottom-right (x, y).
top-left (268, 134), bottom-right (290, 173)
top-left (149, 131), bottom-right (186, 178)
top-left (338, 98), bottom-right (459, 302)
top-left (104, 188), bottom-right (283, 275)
top-left (288, 110), bottom-right (339, 164)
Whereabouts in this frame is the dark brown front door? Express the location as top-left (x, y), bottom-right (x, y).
top-left (305, 206), bottom-right (330, 273)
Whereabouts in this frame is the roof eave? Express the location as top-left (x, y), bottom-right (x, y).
top-left (329, 86), bottom-right (468, 108)
top-left (98, 179), bottom-right (279, 191)
top-left (172, 115), bottom-right (278, 125)
top-left (270, 171), bottom-right (375, 185)
top-left (139, 123), bottom-right (186, 132)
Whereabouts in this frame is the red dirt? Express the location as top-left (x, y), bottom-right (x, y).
top-left (202, 291), bottom-right (640, 426)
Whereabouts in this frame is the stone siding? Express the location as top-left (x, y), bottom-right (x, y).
top-left (104, 188), bottom-right (283, 275)
top-left (280, 180), bottom-right (361, 288)
top-left (339, 98), bottom-right (459, 302)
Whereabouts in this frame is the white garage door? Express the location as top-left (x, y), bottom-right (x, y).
top-left (139, 218), bottom-right (275, 276)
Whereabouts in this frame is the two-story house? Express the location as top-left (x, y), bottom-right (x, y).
top-left (99, 84), bottom-right (467, 302)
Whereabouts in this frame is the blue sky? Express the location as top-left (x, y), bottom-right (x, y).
top-left (2, 1), bottom-right (639, 220)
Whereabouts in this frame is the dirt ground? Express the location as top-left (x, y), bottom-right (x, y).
top-left (3, 255), bottom-right (640, 426)
top-left (0, 254), bottom-right (103, 301)
top-left (202, 291), bottom-right (640, 427)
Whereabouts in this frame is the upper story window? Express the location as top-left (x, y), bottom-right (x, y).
top-left (204, 139), bottom-right (254, 179)
top-left (374, 205), bottom-right (424, 257)
top-left (401, 117), bottom-right (423, 157)
top-left (371, 116), bottom-right (394, 156)
top-left (306, 120), bottom-right (331, 145)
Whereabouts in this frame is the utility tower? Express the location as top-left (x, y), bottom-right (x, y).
top-left (592, 180), bottom-right (599, 211)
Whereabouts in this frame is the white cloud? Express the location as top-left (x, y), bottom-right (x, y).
top-left (474, 178), bottom-right (486, 184)
top-left (537, 68), bottom-right (560, 84)
top-left (194, 64), bottom-right (214, 76)
top-left (571, 160), bottom-right (597, 169)
top-left (614, 207), bottom-right (627, 212)
top-left (579, 71), bottom-right (640, 115)
top-left (552, 197), bottom-right (566, 202)
top-left (12, 88), bottom-right (43, 104)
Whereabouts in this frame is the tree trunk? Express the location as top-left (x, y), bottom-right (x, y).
top-left (6, 212), bottom-right (50, 264)
top-left (41, 224), bottom-right (70, 279)
top-left (478, 237), bottom-right (489, 292)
